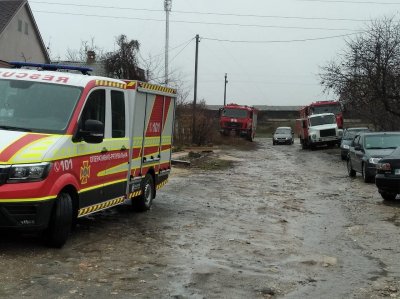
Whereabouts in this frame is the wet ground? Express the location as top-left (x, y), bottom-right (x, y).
top-left (1, 137), bottom-right (400, 298)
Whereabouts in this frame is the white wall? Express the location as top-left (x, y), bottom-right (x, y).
top-left (0, 5), bottom-right (47, 63)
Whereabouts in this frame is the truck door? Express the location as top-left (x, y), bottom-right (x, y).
top-left (159, 96), bottom-right (175, 178)
top-left (76, 89), bottom-right (107, 208)
top-left (142, 94), bottom-right (164, 175)
top-left (102, 89), bottom-right (130, 201)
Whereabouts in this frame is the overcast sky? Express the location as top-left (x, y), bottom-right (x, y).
top-left (30, 0), bottom-right (400, 106)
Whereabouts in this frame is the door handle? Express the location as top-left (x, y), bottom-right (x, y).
top-left (101, 147), bottom-right (108, 153)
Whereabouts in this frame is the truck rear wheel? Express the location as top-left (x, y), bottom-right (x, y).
top-left (133, 174), bottom-right (155, 212)
top-left (247, 131), bottom-right (253, 142)
top-left (300, 139), bottom-right (307, 149)
top-left (45, 192), bottom-right (73, 248)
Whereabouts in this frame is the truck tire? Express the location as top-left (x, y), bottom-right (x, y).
top-left (300, 139), bottom-right (307, 149)
top-left (133, 174), bottom-right (155, 212)
top-left (45, 192), bottom-right (73, 248)
top-left (347, 159), bottom-right (356, 177)
top-left (247, 131), bottom-right (253, 142)
top-left (380, 191), bottom-right (397, 201)
top-left (362, 163), bottom-right (373, 183)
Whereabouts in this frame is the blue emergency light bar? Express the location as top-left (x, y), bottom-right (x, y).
top-left (10, 61), bottom-right (93, 75)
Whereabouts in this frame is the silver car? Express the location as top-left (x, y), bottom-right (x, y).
top-left (273, 127), bottom-right (294, 145)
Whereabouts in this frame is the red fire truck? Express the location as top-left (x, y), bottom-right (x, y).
top-left (219, 103), bottom-right (257, 141)
top-left (299, 101), bottom-right (343, 129)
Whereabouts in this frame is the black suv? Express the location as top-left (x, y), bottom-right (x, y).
top-left (347, 132), bottom-right (400, 183)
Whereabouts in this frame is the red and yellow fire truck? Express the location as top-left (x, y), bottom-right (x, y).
top-left (0, 62), bottom-right (176, 247)
top-left (299, 100), bottom-right (343, 129)
top-left (219, 103), bottom-right (257, 141)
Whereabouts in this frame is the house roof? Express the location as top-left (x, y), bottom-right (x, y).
top-left (0, 0), bottom-right (24, 33)
top-left (0, 0), bottom-right (50, 63)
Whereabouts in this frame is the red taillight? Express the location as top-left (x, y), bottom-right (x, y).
top-left (376, 163), bottom-right (391, 172)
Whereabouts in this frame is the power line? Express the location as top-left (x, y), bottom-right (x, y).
top-left (32, 10), bottom-right (359, 31)
top-left (30, 1), bottom-right (369, 22)
top-left (202, 32), bottom-right (359, 43)
top-left (169, 38), bottom-right (194, 64)
top-left (140, 38), bottom-right (195, 63)
top-left (294, 0), bottom-right (400, 4)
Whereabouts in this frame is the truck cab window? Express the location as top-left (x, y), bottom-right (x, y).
top-left (81, 89), bottom-right (105, 131)
top-left (111, 90), bottom-right (125, 138)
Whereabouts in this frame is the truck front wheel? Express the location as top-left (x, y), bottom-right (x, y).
top-left (247, 130), bottom-right (253, 142)
top-left (133, 174), bottom-right (155, 212)
top-left (45, 192), bottom-right (73, 248)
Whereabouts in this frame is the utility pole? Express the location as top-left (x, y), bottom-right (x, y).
top-left (164, 0), bottom-right (172, 86)
top-left (224, 73), bottom-right (228, 106)
top-left (192, 34), bottom-right (200, 144)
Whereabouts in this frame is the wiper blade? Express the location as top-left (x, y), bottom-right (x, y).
top-left (0, 125), bottom-right (32, 132)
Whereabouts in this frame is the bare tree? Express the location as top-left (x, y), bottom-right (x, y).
top-left (65, 38), bottom-right (104, 61)
top-left (320, 16), bottom-right (400, 130)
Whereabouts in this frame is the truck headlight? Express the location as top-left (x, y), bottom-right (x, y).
top-left (341, 144), bottom-right (349, 149)
top-left (8, 162), bottom-right (51, 183)
top-left (368, 157), bottom-right (381, 164)
top-left (311, 134), bottom-right (316, 140)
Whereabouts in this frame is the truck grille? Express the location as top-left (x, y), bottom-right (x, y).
top-left (320, 128), bottom-right (336, 137)
top-left (225, 122), bottom-right (242, 129)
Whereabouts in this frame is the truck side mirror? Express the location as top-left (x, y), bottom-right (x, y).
top-left (80, 119), bottom-right (104, 144)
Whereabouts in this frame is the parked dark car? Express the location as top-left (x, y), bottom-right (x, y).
top-left (340, 127), bottom-right (370, 160)
top-left (375, 147), bottom-right (400, 201)
top-left (273, 127), bottom-right (294, 145)
top-left (347, 132), bottom-right (400, 183)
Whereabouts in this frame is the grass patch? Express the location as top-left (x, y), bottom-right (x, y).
top-left (192, 157), bottom-right (234, 171)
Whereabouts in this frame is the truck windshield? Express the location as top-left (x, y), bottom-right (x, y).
top-left (311, 105), bottom-right (341, 115)
top-left (0, 79), bottom-right (82, 134)
top-left (309, 114), bottom-right (336, 126)
top-left (365, 135), bottom-right (400, 149)
top-left (222, 108), bottom-right (248, 118)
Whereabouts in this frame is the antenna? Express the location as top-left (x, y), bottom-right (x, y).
top-left (164, 0), bottom-right (172, 86)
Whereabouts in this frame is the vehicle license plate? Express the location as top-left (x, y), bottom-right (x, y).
top-left (395, 169), bottom-right (400, 175)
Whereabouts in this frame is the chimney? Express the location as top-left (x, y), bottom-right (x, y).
top-left (86, 50), bottom-right (96, 64)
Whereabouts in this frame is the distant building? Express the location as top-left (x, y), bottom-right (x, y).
top-left (53, 51), bottom-right (108, 77)
top-left (0, 0), bottom-right (50, 64)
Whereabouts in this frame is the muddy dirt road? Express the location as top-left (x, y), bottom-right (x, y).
top-left (1, 138), bottom-right (400, 298)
